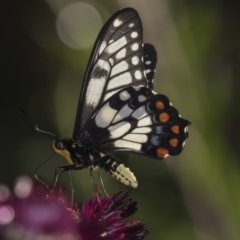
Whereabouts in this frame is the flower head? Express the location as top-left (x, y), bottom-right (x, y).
top-left (0, 177), bottom-right (148, 240)
top-left (79, 189), bottom-right (148, 240)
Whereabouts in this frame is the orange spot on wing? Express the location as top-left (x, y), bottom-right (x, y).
top-left (156, 101), bottom-right (164, 109)
top-left (171, 125), bottom-right (179, 134)
top-left (156, 148), bottom-right (169, 158)
top-left (159, 112), bottom-right (170, 122)
top-left (169, 138), bottom-right (178, 147)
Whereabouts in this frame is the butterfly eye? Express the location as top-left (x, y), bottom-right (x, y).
top-left (54, 140), bottom-right (63, 150)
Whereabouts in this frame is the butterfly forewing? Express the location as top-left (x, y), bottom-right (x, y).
top-left (73, 8), bottom-right (147, 138)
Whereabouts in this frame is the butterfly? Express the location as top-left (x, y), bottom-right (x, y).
top-left (52, 8), bottom-right (190, 188)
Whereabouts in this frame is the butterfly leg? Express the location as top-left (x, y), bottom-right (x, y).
top-left (96, 168), bottom-right (109, 196)
top-left (89, 167), bottom-right (96, 192)
top-left (68, 171), bottom-right (74, 208)
top-left (51, 164), bottom-right (87, 195)
top-left (88, 166), bottom-right (108, 197)
top-left (34, 152), bottom-right (56, 189)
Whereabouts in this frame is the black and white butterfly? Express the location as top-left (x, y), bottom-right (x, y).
top-left (52, 8), bottom-right (190, 188)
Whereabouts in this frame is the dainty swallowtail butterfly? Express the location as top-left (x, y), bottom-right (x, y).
top-left (52, 8), bottom-right (190, 188)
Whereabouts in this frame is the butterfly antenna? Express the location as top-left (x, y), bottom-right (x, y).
top-left (35, 124), bottom-right (56, 138)
top-left (35, 152), bottom-right (56, 189)
top-left (97, 169), bottom-right (108, 196)
top-left (21, 107), bottom-right (56, 138)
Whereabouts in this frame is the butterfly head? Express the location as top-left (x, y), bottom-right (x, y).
top-left (52, 138), bottom-right (90, 165)
top-left (52, 139), bottom-right (74, 165)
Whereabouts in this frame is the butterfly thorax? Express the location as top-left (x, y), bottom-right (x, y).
top-left (52, 138), bottom-right (100, 167)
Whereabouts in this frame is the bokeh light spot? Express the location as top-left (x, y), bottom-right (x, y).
top-left (14, 176), bottom-right (33, 199)
top-left (0, 185), bottom-right (10, 202)
top-left (0, 206), bottom-right (15, 225)
top-left (56, 2), bottom-right (102, 49)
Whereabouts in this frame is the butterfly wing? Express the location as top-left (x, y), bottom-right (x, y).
top-left (73, 8), bottom-right (151, 139)
top-left (83, 86), bottom-right (190, 159)
top-left (143, 43), bottom-right (157, 89)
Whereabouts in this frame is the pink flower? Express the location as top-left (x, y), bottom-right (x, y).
top-left (0, 177), bottom-right (148, 240)
top-left (0, 176), bottom-right (78, 240)
top-left (79, 190), bottom-right (148, 239)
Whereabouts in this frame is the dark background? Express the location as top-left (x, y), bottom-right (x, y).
top-left (2, 0), bottom-right (240, 239)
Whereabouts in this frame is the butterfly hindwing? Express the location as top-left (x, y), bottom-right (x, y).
top-left (84, 86), bottom-right (189, 159)
top-left (73, 8), bottom-right (147, 138)
top-left (143, 43), bottom-right (157, 89)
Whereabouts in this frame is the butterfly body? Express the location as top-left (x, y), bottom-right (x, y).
top-left (52, 8), bottom-right (190, 187)
top-left (53, 138), bottom-right (138, 187)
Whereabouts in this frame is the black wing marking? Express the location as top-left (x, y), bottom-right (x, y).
top-left (83, 86), bottom-right (190, 159)
top-left (143, 43), bottom-right (157, 89)
top-left (73, 8), bottom-right (149, 139)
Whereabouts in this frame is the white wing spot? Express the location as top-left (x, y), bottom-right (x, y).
top-left (123, 133), bottom-right (148, 143)
top-left (109, 58), bottom-right (114, 66)
top-left (111, 61), bottom-right (129, 77)
top-left (141, 56), bottom-right (144, 62)
top-left (107, 72), bottom-right (132, 90)
top-left (86, 77), bottom-right (105, 107)
top-left (113, 104), bottom-right (133, 123)
top-left (137, 116), bottom-right (152, 127)
top-left (109, 39), bottom-right (114, 44)
top-left (116, 48), bottom-right (126, 59)
top-left (86, 59), bottom-right (110, 107)
top-left (132, 127), bottom-right (152, 134)
top-left (138, 95), bottom-right (146, 102)
top-left (113, 18), bottom-right (122, 27)
top-left (146, 61), bottom-right (151, 65)
top-left (114, 139), bottom-right (141, 150)
top-left (109, 121), bottom-right (131, 139)
top-left (95, 102), bottom-right (117, 128)
top-left (133, 86), bottom-right (141, 91)
top-left (107, 36), bottom-right (127, 54)
top-left (96, 59), bottom-right (111, 72)
top-left (131, 43), bottom-right (139, 51)
top-left (131, 32), bottom-right (138, 38)
top-left (129, 23), bottom-right (134, 27)
top-left (134, 70), bottom-right (142, 80)
top-left (99, 41), bottom-right (107, 55)
top-left (131, 56), bottom-right (139, 65)
top-left (132, 106), bottom-right (148, 119)
top-left (145, 69), bottom-right (151, 74)
top-left (119, 90), bottom-right (130, 101)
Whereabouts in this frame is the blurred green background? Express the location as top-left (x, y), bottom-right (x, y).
top-left (2, 0), bottom-right (240, 239)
